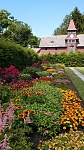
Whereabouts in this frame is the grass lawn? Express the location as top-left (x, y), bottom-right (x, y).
top-left (75, 67), bottom-right (84, 75)
top-left (65, 67), bottom-right (84, 101)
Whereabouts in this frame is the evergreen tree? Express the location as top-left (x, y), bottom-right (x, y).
top-left (53, 7), bottom-right (84, 35)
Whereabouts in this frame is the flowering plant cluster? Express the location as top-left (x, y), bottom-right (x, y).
top-left (1, 65), bottom-right (19, 83)
top-left (46, 68), bottom-right (56, 73)
top-left (59, 88), bottom-right (84, 131)
top-left (10, 81), bottom-right (63, 137)
top-left (0, 134), bottom-right (11, 150)
top-left (38, 130), bottom-right (84, 150)
top-left (0, 62), bottom-right (84, 149)
top-left (32, 61), bottom-right (41, 68)
top-left (0, 102), bottom-right (15, 135)
top-left (52, 79), bottom-right (70, 84)
top-left (19, 73), bottom-right (32, 81)
top-left (9, 79), bottom-right (33, 91)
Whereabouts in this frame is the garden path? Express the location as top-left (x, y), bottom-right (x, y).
top-left (69, 67), bottom-right (84, 81)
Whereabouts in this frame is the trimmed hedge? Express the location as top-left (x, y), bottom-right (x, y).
top-left (39, 52), bottom-right (84, 67)
top-left (0, 37), bottom-right (84, 69)
top-left (0, 38), bottom-right (39, 70)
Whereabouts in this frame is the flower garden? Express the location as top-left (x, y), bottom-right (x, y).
top-left (0, 62), bottom-right (84, 150)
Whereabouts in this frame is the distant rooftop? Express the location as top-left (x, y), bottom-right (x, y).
top-left (39, 35), bottom-right (67, 47)
top-left (67, 19), bottom-right (77, 31)
top-left (39, 34), bottom-right (84, 48)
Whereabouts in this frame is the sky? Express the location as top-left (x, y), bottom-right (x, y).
top-left (0, 0), bottom-right (84, 38)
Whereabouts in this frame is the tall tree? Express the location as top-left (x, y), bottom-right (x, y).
top-left (53, 7), bottom-right (84, 35)
top-left (72, 7), bottom-right (84, 34)
top-left (0, 9), bottom-right (14, 33)
top-left (0, 9), bottom-right (39, 47)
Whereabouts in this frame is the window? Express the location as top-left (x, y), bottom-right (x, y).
top-left (55, 47), bottom-right (57, 50)
top-left (72, 40), bottom-right (75, 43)
top-left (68, 31), bottom-right (76, 34)
top-left (65, 40), bottom-right (67, 43)
top-left (76, 39), bottom-right (79, 43)
top-left (50, 41), bottom-right (54, 43)
top-left (69, 40), bottom-right (71, 43)
top-left (69, 46), bottom-right (74, 51)
top-left (45, 48), bottom-right (47, 50)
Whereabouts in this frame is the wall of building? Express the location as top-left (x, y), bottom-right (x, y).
top-left (38, 47), bottom-right (67, 55)
top-left (76, 47), bottom-right (84, 52)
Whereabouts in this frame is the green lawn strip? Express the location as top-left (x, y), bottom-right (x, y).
top-left (65, 67), bottom-right (84, 101)
top-left (74, 67), bottom-right (84, 75)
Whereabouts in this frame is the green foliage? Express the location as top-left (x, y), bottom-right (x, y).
top-left (65, 67), bottom-right (84, 100)
top-left (75, 67), bottom-right (84, 75)
top-left (53, 7), bottom-right (84, 35)
top-left (19, 73), bottom-right (32, 81)
top-left (12, 81), bottom-right (63, 137)
top-left (8, 118), bottom-right (33, 150)
top-left (36, 71), bottom-right (51, 77)
top-left (39, 52), bottom-right (84, 67)
top-left (0, 9), bottom-right (12, 33)
top-left (0, 38), bottom-right (40, 70)
top-left (38, 131), bottom-right (84, 150)
top-left (22, 66), bottom-right (40, 74)
top-left (0, 82), bottom-right (12, 104)
top-left (72, 7), bottom-right (84, 34)
top-left (0, 9), bottom-right (39, 47)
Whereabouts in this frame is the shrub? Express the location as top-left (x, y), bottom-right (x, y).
top-left (0, 82), bottom-right (12, 104)
top-left (22, 66), bottom-right (40, 74)
top-left (1, 65), bottom-right (20, 83)
top-left (19, 73), bottom-right (32, 81)
top-left (36, 71), bottom-right (51, 77)
top-left (0, 38), bottom-right (40, 70)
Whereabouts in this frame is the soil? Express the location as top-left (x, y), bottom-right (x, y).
top-left (29, 74), bottom-right (84, 150)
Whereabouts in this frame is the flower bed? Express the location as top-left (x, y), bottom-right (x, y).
top-left (0, 63), bottom-right (84, 150)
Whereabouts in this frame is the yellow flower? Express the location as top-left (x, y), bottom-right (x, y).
top-left (70, 128), bottom-right (73, 131)
top-left (63, 126), bottom-right (66, 130)
top-left (70, 125), bottom-right (72, 128)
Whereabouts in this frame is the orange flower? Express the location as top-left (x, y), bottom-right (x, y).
top-left (28, 92), bottom-right (32, 97)
top-left (35, 91), bottom-right (42, 95)
top-left (23, 110), bottom-right (28, 115)
top-left (14, 105), bottom-right (23, 109)
top-left (29, 110), bottom-right (36, 114)
top-left (18, 113), bottom-right (25, 118)
top-left (1, 111), bottom-right (6, 115)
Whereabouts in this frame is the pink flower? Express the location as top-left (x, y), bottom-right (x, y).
top-left (49, 113), bottom-right (52, 117)
top-left (53, 121), bottom-right (56, 124)
top-left (54, 113), bottom-right (57, 116)
top-left (0, 134), bottom-right (11, 150)
top-left (44, 130), bottom-right (48, 134)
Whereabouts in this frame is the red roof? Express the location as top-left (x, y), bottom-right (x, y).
top-left (67, 20), bottom-right (77, 31)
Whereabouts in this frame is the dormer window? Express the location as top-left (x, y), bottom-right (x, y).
top-left (50, 41), bottom-right (54, 43)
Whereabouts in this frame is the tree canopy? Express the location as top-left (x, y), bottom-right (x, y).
top-left (0, 9), bottom-right (40, 47)
top-left (53, 7), bottom-right (84, 35)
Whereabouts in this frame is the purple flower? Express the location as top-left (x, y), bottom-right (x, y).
top-left (0, 134), bottom-right (11, 150)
